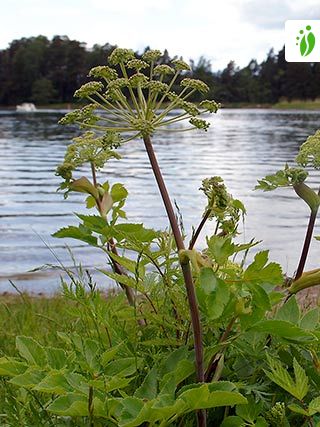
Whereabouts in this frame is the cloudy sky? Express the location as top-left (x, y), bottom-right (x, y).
top-left (1, 0), bottom-right (320, 70)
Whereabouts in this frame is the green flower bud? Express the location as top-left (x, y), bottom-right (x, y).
top-left (189, 117), bottom-right (210, 131)
top-left (109, 48), bottom-right (135, 65)
top-left (129, 73), bottom-right (149, 88)
top-left (101, 131), bottom-right (122, 150)
top-left (153, 64), bottom-right (175, 75)
top-left (147, 81), bottom-right (169, 94)
top-left (88, 66), bottom-right (118, 80)
top-left (74, 82), bottom-right (104, 98)
top-left (108, 78), bottom-right (129, 90)
top-left (127, 59), bottom-right (149, 71)
top-left (142, 49), bottom-right (162, 62)
top-left (172, 59), bottom-right (191, 71)
top-left (56, 162), bottom-right (74, 181)
top-left (200, 100), bottom-right (220, 113)
top-left (181, 101), bottom-right (200, 116)
top-left (130, 118), bottom-right (155, 136)
top-left (181, 78), bottom-right (209, 94)
top-left (296, 129), bottom-right (320, 168)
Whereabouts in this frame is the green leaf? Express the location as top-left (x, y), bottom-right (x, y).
top-left (108, 252), bottom-right (145, 277)
top-left (111, 183), bottom-right (128, 202)
top-left (16, 336), bottom-right (47, 367)
top-left (86, 195), bottom-right (96, 209)
top-left (178, 384), bottom-right (247, 411)
top-left (47, 393), bottom-right (89, 416)
top-left (265, 355), bottom-right (309, 400)
top-left (134, 367), bottom-right (158, 399)
top-left (308, 396), bottom-right (320, 415)
top-left (119, 397), bottom-right (145, 426)
top-left (300, 307), bottom-right (320, 330)
top-left (221, 416), bottom-right (246, 427)
top-left (9, 368), bottom-right (46, 389)
top-left (45, 347), bottom-right (68, 370)
top-left (100, 271), bottom-right (142, 291)
top-left (104, 357), bottom-right (142, 377)
top-left (244, 251), bottom-right (282, 285)
top-left (198, 268), bottom-right (230, 319)
top-left (236, 396), bottom-right (263, 423)
top-left (276, 296), bottom-right (300, 325)
top-left (288, 403), bottom-right (309, 416)
top-left (250, 320), bottom-right (316, 342)
top-left (113, 223), bottom-right (158, 243)
top-left (206, 235), bottom-right (235, 265)
top-left (52, 226), bottom-right (97, 246)
top-left (33, 371), bottom-right (72, 394)
top-left (100, 344), bottom-right (122, 367)
top-left (0, 357), bottom-right (28, 377)
top-left (293, 358), bottom-right (309, 400)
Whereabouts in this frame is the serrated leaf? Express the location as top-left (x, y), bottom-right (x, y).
top-left (34, 371), bottom-right (72, 394)
top-left (111, 183), bottom-right (128, 202)
top-left (0, 357), bottom-right (28, 377)
top-left (244, 251), bottom-right (282, 285)
top-left (265, 355), bottom-right (309, 400)
top-left (47, 393), bottom-right (89, 416)
top-left (300, 308), bottom-right (320, 330)
top-left (293, 358), bottom-right (309, 400)
top-left (45, 347), bottom-right (68, 370)
top-left (104, 357), bottom-right (142, 377)
top-left (206, 235), bottom-right (235, 265)
top-left (197, 268), bottom-right (230, 319)
top-left (134, 367), bottom-right (158, 399)
top-left (108, 252), bottom-right (145, 277)
top-left (251, 320), bottom-right (316, 342)
top-left (308, 396), bottom-right (320, 415)
top-left (52, 226), bottom-right (97, 246)
top-left (16, 336), bottom-right (47, 367)
top-left (85, 195), bottom-right (96, 209)
top-left (9, 368), bottom-right (46, 389)
top-left (276, 296), bottom-right (300, 325)
top-left (288, 403), bottom-right (309, 415)
top-left (221, 416), bottom-right (246, 427)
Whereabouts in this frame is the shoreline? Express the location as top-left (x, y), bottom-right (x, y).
top-left (1, 100), bottom-right (320, 111)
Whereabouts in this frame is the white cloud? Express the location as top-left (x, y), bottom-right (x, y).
top-left (0, 0), bottom-right (318, 70)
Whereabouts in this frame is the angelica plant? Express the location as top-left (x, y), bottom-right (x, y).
top-left (57, 47), bottom-right (220, 427)
top-left (256, 130), bottom-right (320, 295)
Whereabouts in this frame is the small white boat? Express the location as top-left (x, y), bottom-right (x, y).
top-left (16, 103), bottom-right (37, 112)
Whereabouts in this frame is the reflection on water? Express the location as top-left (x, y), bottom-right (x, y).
top-left (1, 109), bottom-right (320, 293)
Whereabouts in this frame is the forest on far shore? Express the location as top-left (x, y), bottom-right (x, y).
top-left (1, 35), bottom-right (320, 106)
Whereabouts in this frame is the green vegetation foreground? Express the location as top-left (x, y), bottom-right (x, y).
top-left (0, 48), bottom-right (319, 426)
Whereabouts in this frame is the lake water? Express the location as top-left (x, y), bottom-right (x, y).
top-left (1, 108), bottom-right (320, 293)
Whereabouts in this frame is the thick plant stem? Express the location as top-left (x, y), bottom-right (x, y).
top-left (143, 136), bottom-right (206, 426)
top-left (295, 208), bottom-right (318, 281)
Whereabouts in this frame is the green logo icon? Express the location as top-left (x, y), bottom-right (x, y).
top-left (296, 25), bottom-right (316, 56)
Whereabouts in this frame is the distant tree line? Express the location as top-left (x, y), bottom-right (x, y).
top-left (1, 35), bottom-right (320, 106)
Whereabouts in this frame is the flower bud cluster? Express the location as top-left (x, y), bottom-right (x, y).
top-left (296, 129), bottom-right (320, 169)
top-left (127, 59), bottom-right (149, 71)
top-left (153, 65), bottom-right (175, 76)
top-left (74, 82), bottom-right (104, 98)
top-left (88, 66), bottom-right (118, 80)
top-left (181, 78), bottom-right (209, 94)
top-left (109, 48), bottom-right (135, 65)
top-left (60, 47), bottom-right (220, 141)
top-left (142, 49), bottom-right (162, 62)
top-left (189, 118), bottom-right (210, 131)
top-left (172, 59), bottom-right (191, 71)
